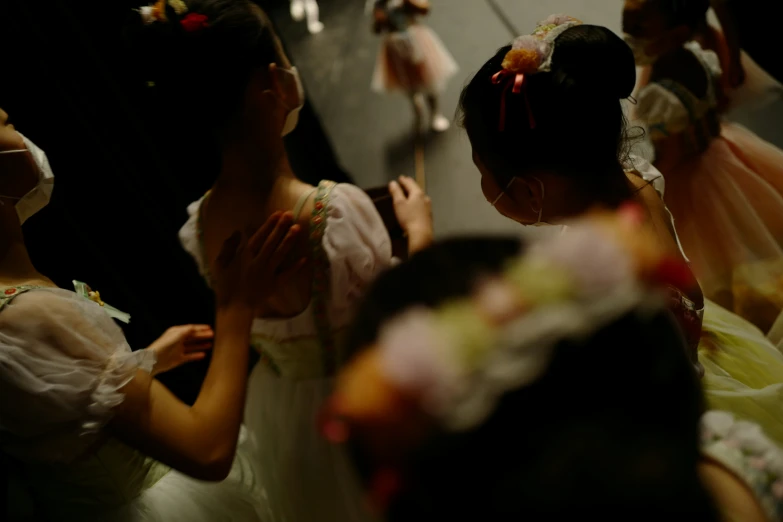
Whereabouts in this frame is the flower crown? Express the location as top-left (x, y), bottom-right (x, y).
top-left (493, 14), bottom-right (582, 130)
top-left (322, 205), bottom-right (691, 442)
top-left (138, 0), bottom-right (209, 32)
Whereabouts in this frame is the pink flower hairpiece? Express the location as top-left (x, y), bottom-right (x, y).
top-left (492, 14), bottom-right (582, 132)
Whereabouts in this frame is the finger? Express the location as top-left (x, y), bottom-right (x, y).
top-left (184, 352), bottom-right (208, 362)
top-left (398, 175), bottom-right (422, 195)
top-left (388, 180), bottom-right (406, 204)
top-left (216, 231), bottom-right (242, 269)
top-left (185, 330), bottom-right (215, 342)
top-left (255, 212), bottom-right (294, 262)
top-left (246, 212), bottom-right (284, 255)
top-left (266, 224), bottom-right (301, 271)
top-left (184, 341), bottom-right (214, 353)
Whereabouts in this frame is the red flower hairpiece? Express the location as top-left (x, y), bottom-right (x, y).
top-left (181, 12), bottom-right (209, 32)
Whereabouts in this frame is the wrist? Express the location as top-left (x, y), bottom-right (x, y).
top-left (216, 302), bottom-right (254, 324)
top-left (406, 224), bottom-right (433, 254)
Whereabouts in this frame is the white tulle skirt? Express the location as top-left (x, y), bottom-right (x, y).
top-left (242, 363), bottom-right (376, 522)
top-left (372, 23), bottom-right (458, 95)
top-left (100, 428), bottom-right (268, 522)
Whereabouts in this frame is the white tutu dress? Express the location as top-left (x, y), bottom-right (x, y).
top-left (179, 181), bottom-right (394, 522)
top-left (0, 286), bottom-right (266, 522)
top-left (372, 0), bottom-right (458, 95)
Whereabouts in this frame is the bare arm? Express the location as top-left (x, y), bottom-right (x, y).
top-left (112, 306), bottom-right (253, 480)
top-left (109, 213), bottom-right (303, 481)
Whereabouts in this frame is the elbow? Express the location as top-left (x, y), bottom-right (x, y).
top-left (192, 456), bottom-right (233, 482)
top-left (188, 446), bottom-right (236, 482)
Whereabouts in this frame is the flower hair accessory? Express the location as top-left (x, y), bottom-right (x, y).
top-left (492, 14), bottom-right (582, 131)
top-left (139, 0), bottom-right (190, 25)
top-left (322, 205), bottom-right (688, 440)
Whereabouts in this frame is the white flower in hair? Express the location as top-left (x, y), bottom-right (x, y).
top-left (378, 308), bottom-right (460, 413)
top-left (533, 224), bottom-right (635, 300)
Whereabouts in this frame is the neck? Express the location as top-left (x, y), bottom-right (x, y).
top-left (216, 133), bottom-right (294, 193)
top-left (0, 232), bottom-right (45, 286)
top-left (552, 164), bottom-right (633, 222)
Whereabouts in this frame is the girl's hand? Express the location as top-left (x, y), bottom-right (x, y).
top-left (213, 212), bottom-right (306, 311)
top-left (148, 325), bottom-right (214, 376)
top-left (389, 175), bottom-right (433, 254)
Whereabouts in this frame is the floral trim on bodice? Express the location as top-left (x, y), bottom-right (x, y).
top-left (198, 181), bottom-right (341, 377)
top-left (0, 285), bottom-right (44, 311)
top-left (309, 180), bottom-right (339, 375)
top-left (702, 411), bottom-right (783, 521)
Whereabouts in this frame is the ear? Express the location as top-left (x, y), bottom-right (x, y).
top-left (268, 63), bottom-right (284, 96)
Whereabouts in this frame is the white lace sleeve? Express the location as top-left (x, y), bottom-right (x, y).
top-left (0, 289), bottom-right (154, 462)
top-left (637, 83), bottom-right (691, 140)
top-left (179, 197), bottom-right (209, 280)
top-left (323, 184), bottom-right (393, 315)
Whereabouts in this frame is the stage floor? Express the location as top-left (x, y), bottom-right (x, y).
top-left (268, 0), bottom-right (783, 238)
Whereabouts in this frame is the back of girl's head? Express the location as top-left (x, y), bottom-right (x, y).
top-left (126, 0), bottom-right (284, 134)
top-left (344, 236), bottom-right (717, 521)
top-left (459, 24), bottom-right (636, 192)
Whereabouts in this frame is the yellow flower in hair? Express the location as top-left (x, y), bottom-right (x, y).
top-left (169, 0), bottom-right (189, 15)
top-left (502, 49), bottom-right (543, 75)
top-left (505, 258), bottom-right (574, 305)
top-left (437, 302), bottom-right (497, 371)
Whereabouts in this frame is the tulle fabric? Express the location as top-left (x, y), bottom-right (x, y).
top-left (89, 428), bottom-right (268, 522)
top-left (179, 183), bottom-right (392, 522)
top-left (0, 288), bottom-right (155, 463)
top-left (664, 122), bottom-right (783, 337)
top-left (243, 364), bottom-right (375, 522)
top-left (372, 23), bottom-right (458, 95)
top-left (0, 288), bottom-right (268, 521)
top-left (699, 300), bottom-right (783, 448)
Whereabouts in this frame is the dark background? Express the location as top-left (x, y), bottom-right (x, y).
top-left (1, 0), bottom-right (350, 403)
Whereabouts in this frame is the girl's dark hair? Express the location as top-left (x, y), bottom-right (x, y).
top-left (345, 237), bottom-right (718, 521)
top-left (459, 25), bottom-right (638, 206)
top-left (126, 0), bottom-right (283, 133)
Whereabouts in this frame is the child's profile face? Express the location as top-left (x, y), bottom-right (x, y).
top-left (0, 109), bottom-right (39, 201)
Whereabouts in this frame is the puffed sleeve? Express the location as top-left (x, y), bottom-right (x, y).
top-left (0, 290), bottom-right (155, 462)
top-left (322, 184), bottom-right (394, 315)
top-left (179, 197), bottom-right (210, 282)
top-left (636, 83), bottom-right (691, 140)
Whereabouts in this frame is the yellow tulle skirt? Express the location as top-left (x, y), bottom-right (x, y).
top-left (699, 300), bottom-right (783, 447)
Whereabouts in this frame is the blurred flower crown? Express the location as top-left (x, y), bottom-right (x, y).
top-left (322, 205), bottom-right (692, 442)
top-left (138, 0), bottom-right (209, 32)
top-left (492, 14), bottom-right (582, 130)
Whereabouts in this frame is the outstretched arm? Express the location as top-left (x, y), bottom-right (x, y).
top-left (111, 214), bottom-right (304, 481)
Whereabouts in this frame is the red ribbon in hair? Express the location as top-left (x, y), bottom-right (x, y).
top-left (181, 13), bottom-right (209, 32)
top-left (491, 70), bottom-right (536, 132)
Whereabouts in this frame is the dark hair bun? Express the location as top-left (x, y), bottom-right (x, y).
top-left (550, 25), bottom-right (636, 100)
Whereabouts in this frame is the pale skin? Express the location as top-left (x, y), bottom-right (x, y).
top-left (199, 8), bottom-right (433, 321)
top-left (0, 107), bottom-right (305, 481)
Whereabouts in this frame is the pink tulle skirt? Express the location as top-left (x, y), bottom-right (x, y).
top-left (372, 23), bottom-right (458, 95)
top-left (665, 123), bottom-right (783, 340)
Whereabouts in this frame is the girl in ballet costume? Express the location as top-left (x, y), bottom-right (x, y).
top-left (323, 210), bottom-right (783, 521)
top-left (131, 1), bottom-right (434, 521)
top-left (458, 15), bottom-right (783, 447)
top-left (372, 0), bottom-right (458, 134)
top-left (623, 0), bottom-right (783, 345)
top-left (290, 0), bottom-right (324, 35)
top-left (0, 106), bottom-right (302, 521)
